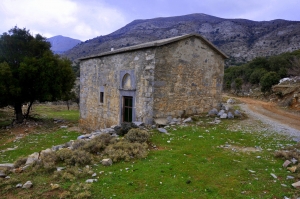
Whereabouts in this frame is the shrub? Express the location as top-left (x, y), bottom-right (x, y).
top-left (14, 156), bottom-right (28, 168)
top-left (72, 150), bottom-right (92, 166)
top-left (82, 134), bottom-right (115, 154)
top-left (56, 148), bottom-right (74, 165)
top-left (104, 140), bottom-right (148, 162)
top-left (260, 72), bottom-right (280, 92)
top-left (125, 128), bottom-right (150, 143)
top-left (72, 139), bottom-right (87, 150)
top-left (40, 151), bottom-right (57, 170)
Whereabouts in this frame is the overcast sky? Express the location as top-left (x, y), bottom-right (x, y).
top-left (0, 0), bottom-right (299, 41)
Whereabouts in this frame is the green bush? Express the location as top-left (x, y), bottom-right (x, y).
top-left (260, 72), bottom-right (280, 92)
top-left (249, 68), bottom-right (267, 84)
top-left (125, 128), bottom-right (150, 143)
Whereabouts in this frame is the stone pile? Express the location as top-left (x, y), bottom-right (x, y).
top-left (207, 98), bottom-right (242, 119)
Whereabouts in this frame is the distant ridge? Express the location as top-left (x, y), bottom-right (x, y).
top-left (47, 35), bottom-right (81, 54)
top-left (63, 13), bottom-right (300, 65)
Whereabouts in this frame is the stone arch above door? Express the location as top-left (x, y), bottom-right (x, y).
top-left (120, 70), bottom-right (136, 90)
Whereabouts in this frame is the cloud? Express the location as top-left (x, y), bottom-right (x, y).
top-left (0, 0), bottom-right (127, 41)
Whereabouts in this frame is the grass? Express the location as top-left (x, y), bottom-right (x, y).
top-left (0, 106), bottom-right (299, 198)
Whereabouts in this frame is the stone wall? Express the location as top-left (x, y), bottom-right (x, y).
top-left (153, 37), bottom-right (224, 119)
top-left (79, 49), bottom-right (156, 131)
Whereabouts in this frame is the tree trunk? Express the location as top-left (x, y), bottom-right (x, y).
top-left (14, 103), bottom-right (23, 123)
top-left (25, 101), bottom-right (34, 118)
top-left (66, 100), bottom-right (70, 110)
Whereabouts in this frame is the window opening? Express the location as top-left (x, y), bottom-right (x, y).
top-left (100, 92), bottom-right (104, 103)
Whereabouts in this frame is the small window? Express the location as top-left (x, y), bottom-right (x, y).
top-left (100, 92), bottom-right (104, 103)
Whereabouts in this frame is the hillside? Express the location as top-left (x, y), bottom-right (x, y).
top-left (63, 13), bottom-right (300, 64)
top-left (47, 35), bottom-right (81, 54)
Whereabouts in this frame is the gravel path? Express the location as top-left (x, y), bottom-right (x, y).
top-left (239, 103), bottom-right (300, 141)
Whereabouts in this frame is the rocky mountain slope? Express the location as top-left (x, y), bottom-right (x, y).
top-left (47, 35), bottom-right (81, 54)
top-left (63, 13), bottom-right (300, 65)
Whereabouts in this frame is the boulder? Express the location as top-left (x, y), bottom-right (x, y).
top-left (101, 158), bottom-right (113, 166)
top-left (22, 181), bottom-right (33, 189)
top-left (208, 108), bottom-right (218, 116)
top-left (283, 160), bottom-right (292, 168)
top-left (25, 152), bottom-right (39, 165)
top-left (234, 110), bottom-right (242, 117)
top-left (154, 118), bottom-right (168, 126)
top-left (183, 117), bottom-right (192, 123)
top-left (227, 112), bottom-right (234, 119)
top-left (40, 148), bottom-right (52, 157)
top-left (220, 113), bottom-right (228, 119)
top-left (0, 163), bottom-right (14, 170)
top-left (217, 110), bottom-right (225, 117)
top-left (158, 128), bottom-right (168, 134)
top-left (292, 181), bottom-right (300, 188)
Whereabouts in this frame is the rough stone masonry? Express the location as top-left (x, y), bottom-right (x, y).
top-left (79, 33), bottom-right (228, 132)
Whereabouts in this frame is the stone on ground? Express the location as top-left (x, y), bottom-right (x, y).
top-left (22, 181), bottom-right (33, 189)
top-left (101, 158), bottom-right (113, 166)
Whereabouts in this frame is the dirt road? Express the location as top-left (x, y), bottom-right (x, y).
top-left (235, 97), bottom-right (300, 134)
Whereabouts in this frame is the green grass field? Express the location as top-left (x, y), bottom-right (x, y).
top-left (0, 105), bottom-right (299, 199)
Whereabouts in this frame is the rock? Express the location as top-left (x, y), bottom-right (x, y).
top-left (57, 167), bottom-right (65, 171)
top-left (22, 181), bottom-right (33, 189)
top-left (208, 108), bottom-right (218, 116)
top-left (227, 112), bottom-right (234, 119)
top-left (217, 110), bottom-right (225, 116)
top-left (40, 148), bottom-right (52, 157)
top-left (270, 173), bottom-right (277, 179)
top-left (5, 176), bottom-right (10, 179)
top-left (286, 175), bottom-right (294, 180)
top-left (102, 128), bottom-right (115, 134)
top-left (60, 126), bottom-right (68, 128)
top-left (227, 98), bottom-right (235, 104)
top-left (158, 128), bottom-right (168, 134)
top-left (0, 163), bottom-right (14, 170)
top-left (16, 183), bottom-right (23, 188)
top-left (154, 118), bottom-right (168, 125)
top-left (86, 179), bottom-right (97, 183)
top-left (132, 121), bottom-right (144, 127)
top-left (0, 170), bottom-right (7, 178)
top-left (50, 183), bottom-right (60, 190)
top-left (292, 181), bottom-right (300, 188)
top-left (25, 152), bottom-right (39, 165)
top-left (220, 113), bottom-right (228, 119)
top-left (101, 158), bottom-right (113, 166)
top-left (92, 173), bottom-right (97, 177)
top-left (52, 145), bottom-right (64, 151)
top-left (183, 117), bottom-right (192, 123)
top-left (291, 158), bottom-right (298, 164)
top-left (234, 110), bottom-right (242, 117)
top-left (283, 160), bottom-right (292, 168)
top-left (287, 166), bottom-right (297, 173)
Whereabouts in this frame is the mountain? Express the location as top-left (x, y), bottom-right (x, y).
top-left (47, 35), bottom-right (81, 54)
top-left (63, 13), bottom-right (300, 65)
